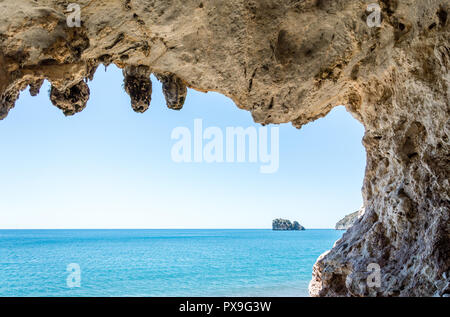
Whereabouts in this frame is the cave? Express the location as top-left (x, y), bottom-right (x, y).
top-left (0, 1), bottom-right (448, 296)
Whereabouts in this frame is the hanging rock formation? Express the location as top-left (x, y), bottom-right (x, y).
top-left (49, 80), bottom-right (90, 116)
top-left (123, 65), bottom-right (152, 113)
top-left (155, 73), bottom-right (187, 110)
top-left (0, 0), bottom-right (448, 297)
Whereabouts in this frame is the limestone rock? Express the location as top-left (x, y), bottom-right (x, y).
top-left (335, 207), bottom-right (365, 230)
top-left (272, 219), bottom-right (305, 231)
top-left (29, 79), bottom-right (44, 97)
top-left (49, 81), bottom-right (90, 116)
top-left (123, 65), bottom-right (152, 113)
top-left (155, 73), bottom-right (187, 110)
top-left (0, 0), bottom-right (449, 297)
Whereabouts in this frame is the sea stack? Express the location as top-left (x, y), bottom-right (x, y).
top-left (272, 219), bottom-right (305, 231)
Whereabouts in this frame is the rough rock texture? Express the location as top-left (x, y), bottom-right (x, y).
top-left (272, 219), bottom-right (305, 231)
top-left (0, 0), bottom-right (448, 296)
top-left (155, 73), bottom-right (187, 110)
top-left (123, 65), bottom-right (152, 113)
top-left (49, 80), bottom-right (90, 115)
top-left (335, 206), bottom-right (365, 230)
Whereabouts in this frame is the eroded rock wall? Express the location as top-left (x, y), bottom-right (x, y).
top-left (0, 0), bottom-right (448, 296)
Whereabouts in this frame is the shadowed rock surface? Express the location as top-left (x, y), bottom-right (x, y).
top-left (0, 0), bottom-right (448, 297)
top-left (49, 80), bottom-right (90, 116)
top-left (155, 73), bottom-right (187, 110)
top-left (29, 79), bottom-right (44, 97)
top-left (123, 65), bottom-right (152, 113)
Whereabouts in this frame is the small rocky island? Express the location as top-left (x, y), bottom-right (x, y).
top-left (272, 218), bottom-right (305, 231)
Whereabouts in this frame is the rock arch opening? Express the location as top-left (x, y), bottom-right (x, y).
top-left (0, 0), bottom-right (448, 297)
top-left (0, 65), bottom-right (366, 230)
top-left (0, 64), bottom-right (367, 296)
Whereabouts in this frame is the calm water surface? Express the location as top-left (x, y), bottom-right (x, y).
top-left (0, 229), bottom-right (343, 296)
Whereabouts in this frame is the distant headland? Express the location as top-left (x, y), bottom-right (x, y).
top-left (335, 206), bottom-right (365, 230)
top-left (272, 219), bottom-right (305, 231)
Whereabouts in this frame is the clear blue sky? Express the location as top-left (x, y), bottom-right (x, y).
top-left (0, 66), bottom-right (366, 229)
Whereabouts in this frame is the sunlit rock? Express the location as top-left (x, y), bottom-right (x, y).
top-left (0, 0), bottom-right (448, 297)
top-left (335, 207), bottom-right (365, 230)
top-left (272, 219), bottom-right (305, 231)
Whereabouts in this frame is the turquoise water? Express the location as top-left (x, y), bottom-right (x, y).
top-left (0, 229), bottom-right (342, 297)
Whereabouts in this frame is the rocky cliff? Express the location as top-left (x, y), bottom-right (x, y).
top-left (335, 207), bottom-right (365, 230)
top-left (272, 219), bottom-right (305, 231)
top-left (0, 0), bottom-right (448, 297)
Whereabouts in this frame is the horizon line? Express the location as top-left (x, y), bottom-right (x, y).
top-left (0, 227), bottom-right (337, 230)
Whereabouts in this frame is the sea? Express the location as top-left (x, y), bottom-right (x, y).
top-left (0, 229), bottom-right (343, 297)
